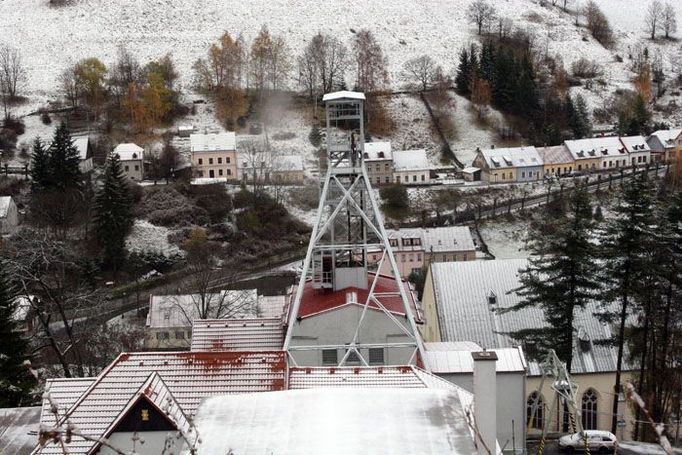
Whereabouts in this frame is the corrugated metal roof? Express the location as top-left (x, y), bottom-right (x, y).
top-left (190, 132), bottom-right (236, 152)
top-left (190, 318), bottom-right (284, 352)
top-left (34, 351), bottom-right (286, 454)
top-left (289, 366), bottom-right (427, 389)
top-left (430, 259), bottom-right (627, 375)
top-left (424, 343), bottom-right (527, 373)
top-left (0, 406), bottom-right (41, 455)
top-left (392, 149), bottom-right (430, 171)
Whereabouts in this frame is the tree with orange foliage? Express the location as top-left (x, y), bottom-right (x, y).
top-left (122, 82), bottom-right (147, 132)
top-left (471, 77), bottom-right (492, 119)
top-left (633, 62), bottom-right (653, 102)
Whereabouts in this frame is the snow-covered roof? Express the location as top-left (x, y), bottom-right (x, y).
top-left (40, 377), bottom-right (97, 426)
top-left (188, 387), bottom-right (476, 455)
top-left (424, 343), bottom-right (527, 374)
top-left (0, 196), bottom-right (13, 218)
top-left (564, 136), bottom-right (625, 160)
top-left (71, 135), bottom-right (89, 161)
top-left (480, 146), bottom-right (542, 169)
top-left (322, 91), bottom-right (366, 102)
top-left (12, 295), bottom-right (32, 322)
top-left (619, 135), bottom-right (651, 154)
top-left (190, 132), bottom-right (236, 152)
top-left (35, 351), bottom-right (287, 455)
top-left (274, 154), bottom-right (305, 172)
top-left (386, 226), bottom-right (476, 253)
top-left (190, 317), bottom-right (284, 352)
top-left (392, 149), bottom-right (430, 171)
top-left (146, 290), bottom-right (260, 329)
top-left (363, 141), bottom-right (393, 161)
top-left (429, 259), bottom-right (630, 375)
top-left (649, 128), bottom-right (682, 147)
top-left (0, 406), bottom-right (41, 455)
top-left (461, 167), bottom-right (480, 174)
top-left (537, 145), bottom-right (574, 165)
top-left (113, 143), bottom-right (144, 161)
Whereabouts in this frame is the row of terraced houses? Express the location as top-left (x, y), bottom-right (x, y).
top-left (472, 129), bottom-right (682, 183)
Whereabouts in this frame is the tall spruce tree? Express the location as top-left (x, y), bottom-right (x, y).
top-left (599, 172), bottom-right (655, 433)
top-left (455, 48), bottom-right (472, 95)
top-left (49, 122), bottom-right (82, 191)
top-left (0, 261), bottom-right (34, 407)
top-left (502, 186), bottom-right (599, 372)
top-left (30, 137), bottom-right (51, 189)
top-left (95, 153), bottom-right (133, 271)
top-left (568, 94), bottom-right (592, 139)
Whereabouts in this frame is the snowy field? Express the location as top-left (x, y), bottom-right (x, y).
top-left (2, 0), bottom-right (680, 103)
top-left (125, 219), bottom-right (184, 257)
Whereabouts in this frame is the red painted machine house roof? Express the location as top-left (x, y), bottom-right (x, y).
top-left (290, 273), bottom-right (423, 322)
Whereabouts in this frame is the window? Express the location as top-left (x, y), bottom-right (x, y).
top-left (322, 349), bottom-right (338, 365)
top-left (219, 169), bottom-right (223, 176)
top-left (175, 331), bottom-right (185, 339)
top-left (218, 157), bottom-right (222, 164)
top-left (377, 177), bottom-right (381, 184)
top-left (582, 389), bottom-right (598, 430)
top-left (156, 331), bottom-right (170, 340)
top-left (413, 238), bottom-right (421, 246)
top-left (402, 238), bottom-right (411, 247)
top-left (401, 254), bottom-right (406, 262)
top-left (198, 158), bottom-right (203, 165)
top-left (421, 174), bottom-right (425, 181)
top-left (227, 169), bottom-right (232, 176)
top-left (368, 348), bottom-right (384, 365)
top-left (385, 176), bottom-right (390, 183)
top-left (578, 164), bottom-right (582, 171)
top-left (502, 173), bottom-right (506, 180)
top-left (385, 163), bottom-right (390, 171)
top-left (226, 157), bottom-right (230, 163)
top-left (521, 171), bottom-right (525, 178)
top-left (396, 176), bottom-right (401, 183)
top-left (375, 164), bottom-right (380, 171)
top-left (527, 392), bottom-right (544, 429)
top-left (124, 165), bottom-right (129, 171)
top-left (603, 162), bottom-right (606, 168)
top-left (134, 165), bottom-right (139, 171)
top-left (389, 239), bottom-right (398, 247)
top-left (209, 158), bottom-right (213, 164)
top-left (408, 254), bottom-right (413, 262)
top-left (416, 254), bottom-right (421, 261)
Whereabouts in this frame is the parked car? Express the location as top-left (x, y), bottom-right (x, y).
top-left (563, 170), bottom-right (584, 178)
top-left (558, 430), bottom-right (617, 453)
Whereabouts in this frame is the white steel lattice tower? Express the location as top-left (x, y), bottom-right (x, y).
top-left (283, 91), bottom-right (425, 367)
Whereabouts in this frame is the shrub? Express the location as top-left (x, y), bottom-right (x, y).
top-left (288, 184), bottom-right (320, 211)
top-left (308, 125), bottom-right (322, 147)
top-left (380, 184), bottom-right (410, 219)
top-left (40, 110), bottom-right (52, 125)
top-left (3, 116), bottom-right (25, 136)
top-left (571, 58), bottom-right (602, 78)
top-left (135, 186), bottom-right (209, 227)
top-left (190, 183), bottom-right (232, 223)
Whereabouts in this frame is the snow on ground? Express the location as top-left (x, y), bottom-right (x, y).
top-left (125, 219), bottom-right (184, 257)
top-left (478, 218), bottom-right (531, 259)
top-left (379, 93), bottom-right (438, 158)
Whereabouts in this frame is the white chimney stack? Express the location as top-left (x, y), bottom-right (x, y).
top-left (472, 350), bottom-right (498, 455)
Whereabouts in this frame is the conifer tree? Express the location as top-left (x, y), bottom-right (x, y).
top-left (95, 153), bottom-right (133, 271)
top-left (30, 137), bottom-right (51, 189)
top-left (0, 261), bottom-right (34, 407)
top-left (568, 94), bottom-right (592, 139)
top-left (455, 48), bottom-right (472, 95)
top-left (502, 186), bottom-right (599, 372)
top-left (479, 41), bottom-right (496, 84)
top-left (598, 173), bottom-right (655, 433)
top-left (49, 122), bottom-right (82, 191)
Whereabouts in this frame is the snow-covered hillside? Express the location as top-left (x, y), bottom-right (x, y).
top-left (2, 0), bottom-right (679, 102)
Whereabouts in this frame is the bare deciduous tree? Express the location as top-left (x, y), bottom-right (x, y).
top-left (584, 0), bottom-right (614, 46)
top-left (0, 46), bottom-right (26, 119)
top-left (58, 63), bottom-right (80, 109)
top-left (467, 0), bottom-right (497, 35)
top-left (352, 29), bottom-right (389, 93)
top-left (645, 0), bottom-right (664, 40)
top-left (401, 55), bottom-right (436, 91)
top-left (297, 32), bottom-right (349, 103)
top-left (662, 2), bottom-right (677, 39)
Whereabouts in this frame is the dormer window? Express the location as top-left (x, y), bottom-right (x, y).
top-left (132, 153), bottom-right (137, 159)
top-left (363, 152), bottom-right (369, 159)
top-left (487, 290), bottom-right (497, 305)
top-left (378, 151), bottom-right (385, 158)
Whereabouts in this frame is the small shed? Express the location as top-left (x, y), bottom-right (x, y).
top-left (461, 167), bottom-right (481, 182)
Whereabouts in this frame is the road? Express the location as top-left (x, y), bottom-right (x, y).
top-left (528, 439), bottom-right (682, 455)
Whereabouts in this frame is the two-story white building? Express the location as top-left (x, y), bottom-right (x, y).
top-left (392, 149), bottom-right (431, 184)
top-left (113, 143), bottom-right (145, 181)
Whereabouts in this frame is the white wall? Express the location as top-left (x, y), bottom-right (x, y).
top-left (101, 431), bottom-right (182, 455)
